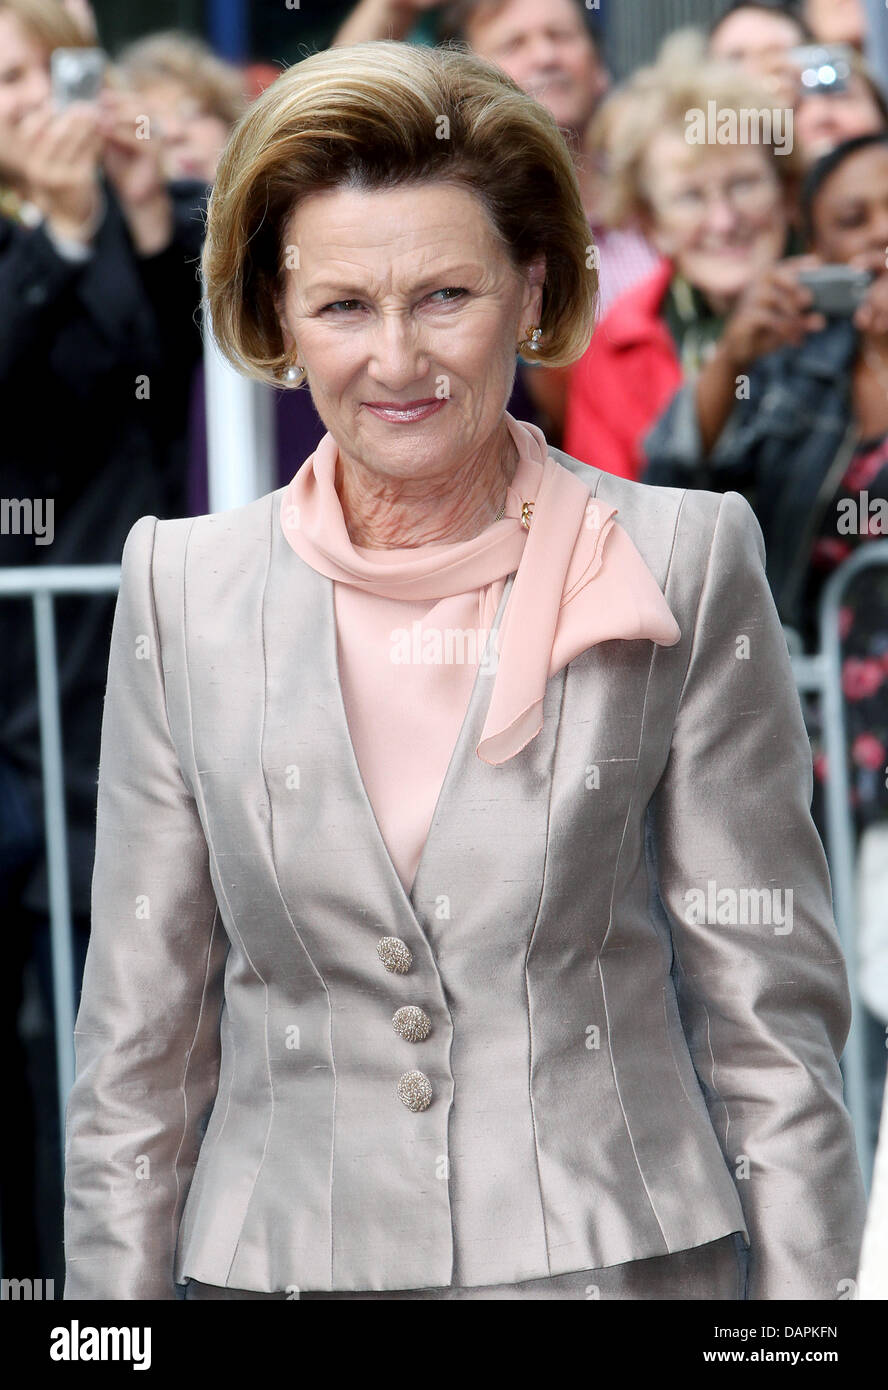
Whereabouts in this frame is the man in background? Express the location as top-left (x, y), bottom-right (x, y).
top-left (707, 0), bottom-right (813, 107)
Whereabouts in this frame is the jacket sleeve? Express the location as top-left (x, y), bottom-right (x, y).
top-left (649, 488), bottom-right (868, 1300)
top-left (63, 514), bottom-right (229, 1300)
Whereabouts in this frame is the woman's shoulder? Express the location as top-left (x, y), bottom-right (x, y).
top-left (552, 445), bottom-right (724, 530)
top-left (119, 487), bottom-right (284, 587)
top-left (551, 446), bottom-right (763, 597)
top-left (157, 485), bottom-right (284, 549)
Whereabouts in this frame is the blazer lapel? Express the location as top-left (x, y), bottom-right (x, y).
top-left (409, 620), bottom-right (565, 941)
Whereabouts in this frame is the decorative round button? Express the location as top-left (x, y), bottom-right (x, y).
top-left (376, 936), bottom-right (413, 974)
top-left (392, 1005), bottom-right (431, 1043)
top-left (397, 1070), bottom-right (432, 1112)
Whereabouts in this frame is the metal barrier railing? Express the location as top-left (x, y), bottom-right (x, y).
top-left (0, 544), bottom-right (884, 1221)
top-left (0, 564), bottom-right (120, 1174)
top-left (0, 303), bottom-right (274, 1200)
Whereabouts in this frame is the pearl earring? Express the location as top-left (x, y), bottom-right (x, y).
top-left (282, 352), bottom-right (306, 385)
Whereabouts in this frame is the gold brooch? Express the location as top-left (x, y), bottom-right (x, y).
top-left (520, 501), bottom-right (534, 531)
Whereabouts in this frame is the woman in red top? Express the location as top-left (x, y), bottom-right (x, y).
top-left (564, 43), bottom-right (801, 480)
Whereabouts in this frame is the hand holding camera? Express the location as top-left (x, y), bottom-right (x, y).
top-left (846, 253), bottom-right (888, 340)
top-left (716, 254), bottom-right (828, 373)
top-left (3, 46), bottom-right (171, 254)
top-left (12, 99), bottom-right (103, 243)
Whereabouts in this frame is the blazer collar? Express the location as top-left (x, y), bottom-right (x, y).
top-left (280, 415), bottom-right (680, 766)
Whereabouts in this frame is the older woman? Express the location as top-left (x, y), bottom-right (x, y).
top-left (564, 46), bottom-right (805, 482)
top-left (62, 41), bottom-right (866, 1302)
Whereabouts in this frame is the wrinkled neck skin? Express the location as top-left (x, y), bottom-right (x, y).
top-left (334, 415), bottom-right (520, 549)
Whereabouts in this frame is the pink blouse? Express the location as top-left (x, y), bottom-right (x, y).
top-left (280, 414), bottom-right (681, 893)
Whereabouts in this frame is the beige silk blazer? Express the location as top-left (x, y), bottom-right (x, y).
top-left (62, 447), bottom-right (868, 1299)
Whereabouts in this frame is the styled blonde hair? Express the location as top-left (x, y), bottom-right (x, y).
top-left (0, 0), bottom-right (90, 52)
top-left (589, 28), bottom-right (804, 229)
top-left (202, 40), bottom-right (598, 385)
top-left (114, 30), bottom-right (247, 128)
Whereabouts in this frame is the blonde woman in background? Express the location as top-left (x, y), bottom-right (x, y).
top-left (564, 36), bottom-right (809, 481)
top-left (113, 31), bottom-right (246, 183)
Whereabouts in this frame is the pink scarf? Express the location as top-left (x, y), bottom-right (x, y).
top-left (280, 414), bottom-right (681, 764)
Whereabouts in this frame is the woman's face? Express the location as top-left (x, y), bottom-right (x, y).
top-left (135, 77), bottom-right (229, 181)
top-left (276, 181), bottom-right (544, 485)
top-left (641, 132), bottom-right (788, 305)
top-left (810, 143), bottom-right (888, 279)
top-left (0, 12), bottom-right (50, 126)
top-left (796, 76), bottom-right (886, 164)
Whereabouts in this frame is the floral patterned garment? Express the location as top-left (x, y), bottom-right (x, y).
top-left (802, 429), bottom-right (888, 838)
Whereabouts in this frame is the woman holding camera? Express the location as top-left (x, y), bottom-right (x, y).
top-left (563, 45), bottom-right (805, 485)
top-left (0, 0), bottom-right (210, 904)
top-left (643, 133), bottom-right (888, 646)
top-left (0, 0), bottom-right (209, 1274)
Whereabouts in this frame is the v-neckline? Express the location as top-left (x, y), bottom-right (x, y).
top-left (322, 566), bottom-right (517, 919)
